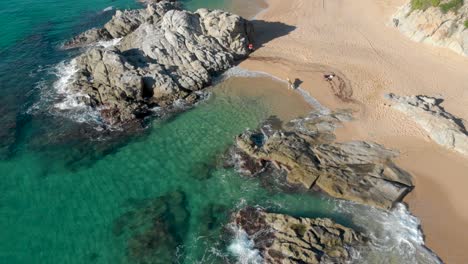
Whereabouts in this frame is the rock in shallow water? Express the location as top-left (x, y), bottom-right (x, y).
top-left (62, 1), bottom-right (253, 125)
top-left (113, 191), bottom-right (189, 264)
top-left (231, 111), bottom-right (414, 209)
top-left (233, 207), bottom-right (365, 264)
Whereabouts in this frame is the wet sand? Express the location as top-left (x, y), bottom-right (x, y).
top-left (235, 0), bottom-right (468, 262)
top-left (213, 76), bottom-right (312, 122)
top-left (228, 0), bottom-right (268, 19)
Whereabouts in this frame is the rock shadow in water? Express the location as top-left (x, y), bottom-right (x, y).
top-left (113, 191), bottom-right (190, 264)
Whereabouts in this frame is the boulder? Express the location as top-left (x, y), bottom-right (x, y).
top-left (386, 93), bottom-right (468, 156)
top-left (232, 112), bottom-right (414, 209)
top-left (104, 9), bottom-right (147, 38)
top-left (61, 1), bottom-right (253, 125)
top-left (233, 207), bottom-right (365, 264)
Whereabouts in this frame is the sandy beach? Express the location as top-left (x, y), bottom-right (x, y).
top-left (237, 0), bottom-right (468, 262)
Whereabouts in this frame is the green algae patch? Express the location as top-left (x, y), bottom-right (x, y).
top-left (411, 0), bottom-right (464, 13)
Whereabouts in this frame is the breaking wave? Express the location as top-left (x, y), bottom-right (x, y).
top-left (227, 224), bottom-right (263, 264)
top-left (95, 37), bottom-right (122, 48)
top-left (336, 202), bottom-right (442, 263)
top-left (52, 60), bottom-right (105, 125)
top-left (101, 6), bottom-right (114, 13)
top-left (29, 59), bottom-right (104, 127)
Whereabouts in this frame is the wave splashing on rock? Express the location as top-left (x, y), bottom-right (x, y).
top-left (337, 202), bottom-right (442, 264)
top-left (58, 1), bottom-right (254, 127)
top-left (227, 224), bottom-right (263, 264)
top-left (52, 59), bottom-right (105, 126)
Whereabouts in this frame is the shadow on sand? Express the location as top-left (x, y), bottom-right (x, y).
top-left (250, 20), bottom-right (296, 48)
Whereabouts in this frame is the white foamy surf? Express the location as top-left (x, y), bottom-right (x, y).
top-left (51, 60), bottom-right (103, 124)
top-left (336, 201), bottom-right (442, 263)
top-left (220, 66), bottom-right (330, 113)
top-left (227, 224), bottom-right (263, 264)
top-left (95, 37), bottom-right (122, 48)
top-left (102, 6), bottom-right (114, 12)
top-left (52, 60), bottom-right (78, 100)
top-left (221, 66), bottom-right (271, 80)
top-left (295, 87), bottom-right (330, 114)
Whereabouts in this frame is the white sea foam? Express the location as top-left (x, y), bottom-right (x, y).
top-left (227, 225), bottom-right (263, 264)
top-left (336, 201), bottom-right (442, 263)
top-left (51, 59), bottom-right (102, 124)
top-left (220, 66), bottom-right (330, 113)
top-left (52, 59), bottom-right (84, 110)
top-left (102, 6), bottom-right (114, 12)
top-left (220, 66), bottom-right (272, 80)
top-left (295, 87), bottom-right (330, 114)
top-left (96, 37), bottom-right (122, 48)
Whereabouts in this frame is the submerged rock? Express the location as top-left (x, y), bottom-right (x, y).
top-left (231, 111), bottom-right (414, 209)
top-left (113, 191), bottom-right (190, 264)
top-left (392, 1), bottom-right (468, 56)
top-left (62, 1), bottom-right (254, 125)
top-left (386, 93), bottom-right (468, 156)
top-left (232, 207), bottom-right (365, 264)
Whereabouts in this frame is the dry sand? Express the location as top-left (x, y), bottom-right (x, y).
top-left (235, 0), bottom-right (468, 263)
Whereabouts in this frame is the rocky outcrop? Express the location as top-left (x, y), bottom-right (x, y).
top-left (62, 1), bottom-right (253, 125)
top-left (63, 28), bottom-right (113, 49)
top-left (230, 111), bottom-right (414, 209)
top-left (386, 93), bottom-right (468, 156)
top-left (392, 1), bottom-right (468, 56)
top-left (138, 0), bottom-right (177, 5)
top-left (233, 207), bottom-right (365, 264)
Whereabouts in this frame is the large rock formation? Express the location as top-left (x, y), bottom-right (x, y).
top-left (62, 1), bottom-right (254, 125)
top-left (392, 1), bottom-right (468, 56)
top-left (386, 93), bottom-right (468, 156)
top-left (232, 207), bottom-right (365, 264)
top-left (230, 111), bottom-right (414, 209)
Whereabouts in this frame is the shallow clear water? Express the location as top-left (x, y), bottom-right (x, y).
top-left (0, 0), bottom-right (442, 263)
top-left (0, 76), bottom-right (334, 263)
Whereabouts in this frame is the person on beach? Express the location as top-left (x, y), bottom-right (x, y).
top-left (324, 73), bottom-right (335, 81)
top-left (248, 43), bottom-right (254, 52)
top-left (286, 78), bottom-right (294, 89)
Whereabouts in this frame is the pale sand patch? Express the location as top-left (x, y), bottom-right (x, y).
top-left (238, 0), bottom-right (468, 263)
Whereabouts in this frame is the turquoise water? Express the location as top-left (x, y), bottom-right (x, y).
top-left (0, 78), bottom-right (334, 263)
top-left (0, 0), bottom-right (442, 263)
top-left (0, 2), bottom-right (333, 260)
top-left (0, 0), bottom-right (229, 50)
